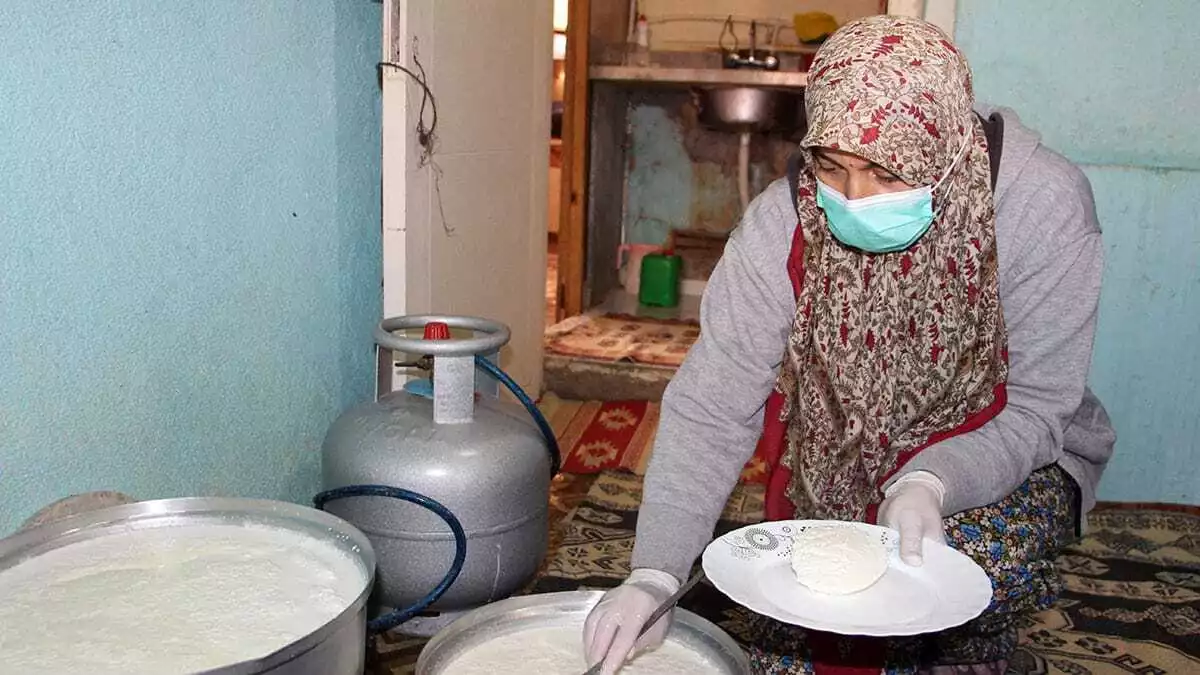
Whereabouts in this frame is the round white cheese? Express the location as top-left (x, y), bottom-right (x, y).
top-left (789, 524), bottom-right (889, 595)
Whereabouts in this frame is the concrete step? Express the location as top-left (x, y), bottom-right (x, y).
top-left (542, 354), bottom-right (677, 402)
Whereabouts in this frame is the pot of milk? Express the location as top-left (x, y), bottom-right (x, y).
top-left (0, 497), bottom-right (376, 675)
top-left (415, 590), bottom-right (752, 674)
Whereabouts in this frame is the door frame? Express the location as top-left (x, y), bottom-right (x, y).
top-left (555, 0), bottom-right (590, 322)
top-left (378, 0), bottom-right (409, 397)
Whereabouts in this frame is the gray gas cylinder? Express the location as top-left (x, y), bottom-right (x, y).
top-left (321, 315), bottom-right (551, 635)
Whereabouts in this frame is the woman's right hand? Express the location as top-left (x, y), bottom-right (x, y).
top-left (582, 568), bottom-right (680, 674)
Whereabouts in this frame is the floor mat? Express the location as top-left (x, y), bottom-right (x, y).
top-left (532, 472), bottom-right (1200, 675)
top-left (544, 313), bottom-right (699, 368)
top-left (531, 471), bottom-right (764, 592)
top-left (538, 393), bottom-right (768, 483)
top-left (1010, 503), bottom-right (1200, 674)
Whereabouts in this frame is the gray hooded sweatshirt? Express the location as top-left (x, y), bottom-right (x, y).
top-left (630, 106), bottom-right (1118, 582)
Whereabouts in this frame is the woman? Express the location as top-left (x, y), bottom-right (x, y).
top-left (582, 15), bottom-right (1116, 675)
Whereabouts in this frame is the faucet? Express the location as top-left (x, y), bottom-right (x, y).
top-left (722, 19), bottom-right (780, 71)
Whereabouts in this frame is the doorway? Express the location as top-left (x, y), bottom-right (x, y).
top-left (542, 0), bottom-right (950, 401)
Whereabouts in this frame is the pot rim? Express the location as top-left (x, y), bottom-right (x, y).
top-left (0, 496), bottom-right (377, 675)
top-left (415, 589), bottom-right (752, 674)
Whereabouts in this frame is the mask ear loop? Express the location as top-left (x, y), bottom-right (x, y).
top-left (930, 127), bottom-right (975, 218)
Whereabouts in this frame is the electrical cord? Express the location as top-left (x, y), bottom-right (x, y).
top-left (378, 37), bottom-right (437, 154)
top-left (378, 37), bottom-right (453, 236)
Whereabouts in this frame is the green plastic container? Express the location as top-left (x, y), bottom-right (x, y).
top-left (638, 251), bottom-right (682, 307)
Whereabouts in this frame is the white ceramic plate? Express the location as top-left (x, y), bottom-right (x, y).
top-left (701, 520), bottom-right (993, 636)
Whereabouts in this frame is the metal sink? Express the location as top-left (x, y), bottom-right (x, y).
top-left (695, 86), bottom-right (795, 133)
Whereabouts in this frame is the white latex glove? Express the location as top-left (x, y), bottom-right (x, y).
top-left (582, 568), bottom-right (680, 675)
top-left (878, 470), bottom-right (947, 567)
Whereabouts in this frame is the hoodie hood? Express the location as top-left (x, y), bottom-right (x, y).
top-left (976, 103), bottom-right (1044, 203)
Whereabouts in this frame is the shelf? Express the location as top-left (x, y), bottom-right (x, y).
top-left (589, 65), bottom-right (807, 89)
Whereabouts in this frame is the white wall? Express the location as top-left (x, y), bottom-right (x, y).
top-left (638, 1), bottom-right (957, 51)
top-left (641, 0), bottom-right (884, 50)
top-left (382, 0), bottom-right (552, 395)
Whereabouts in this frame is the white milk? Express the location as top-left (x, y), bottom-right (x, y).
top-left (0, 523), bottom-right (365, 674)
top-left (444, 624), bottom-right (723, 674)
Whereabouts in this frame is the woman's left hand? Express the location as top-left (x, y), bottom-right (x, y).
top-left (879, 471), bottom-right (947, 566)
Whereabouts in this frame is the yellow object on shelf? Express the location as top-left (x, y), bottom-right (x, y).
top-left (793, 11), bottom-right (839, 45)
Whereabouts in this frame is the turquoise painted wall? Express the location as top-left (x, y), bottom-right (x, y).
top-left (0, 1), bottom-right (382, 533)
top-left (956, 0), bottom-right (1200, 504)
top-left (625, 106), bottom-right (696, 246)
top-left (621, 91), bottom-right (799, 247)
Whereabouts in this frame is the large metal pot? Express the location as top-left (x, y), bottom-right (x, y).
top-left (0, 497), bottom-right (375, 675)
top-left (416, 590), bottom-right (752, 674)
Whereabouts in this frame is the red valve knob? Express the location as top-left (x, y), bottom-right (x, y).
top-left (423, 321), bottom-right (451, 341)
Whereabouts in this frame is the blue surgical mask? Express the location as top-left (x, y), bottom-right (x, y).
top-left (816, 181), bottom-right (935, 253)
top-left (815, 134), bottom-right (971, 253)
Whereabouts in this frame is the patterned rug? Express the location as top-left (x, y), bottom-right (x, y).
top-left (531, 472), bottom-right (1200, 675)
top-left (531, 471), bottom-right (766, 592)
top-left (544, 313), bottom-right (700, 368)
top-left (537, 394), bottom-right (769, 482)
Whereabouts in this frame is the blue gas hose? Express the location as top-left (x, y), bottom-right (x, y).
top-left (474, 355), bottom-right (562, 477)
top-left (312, 485), bottom-right (467, 633)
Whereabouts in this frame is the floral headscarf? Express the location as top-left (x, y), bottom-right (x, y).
top-left (775, 15), bottom-right (1008, 521)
